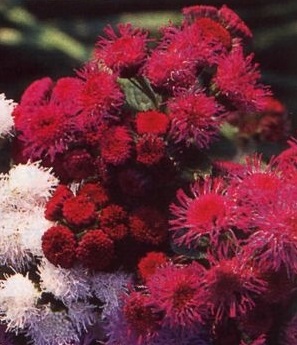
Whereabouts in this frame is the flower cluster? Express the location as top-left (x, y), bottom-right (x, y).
top-left (0, 3), bottom-right (295, 345)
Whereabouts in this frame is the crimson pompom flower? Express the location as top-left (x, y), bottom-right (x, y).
top-left (136, 135), bottom-right (166, 166)
top-left (168, 89), bottom-right (224, 148)
top-left (135, 111), bottom-right (169, 135)
top-left (203, 256), bottom-right (267, 322)
top-left (41, 225), bottom-right (77, 268)
top-left (62, 195), bottom-right (96, 229)
top-left (44, 184), bottom-right (73, 221)
top-left (146, 262), bottom-right (206, 328)
top-left (78, 182), bottom-right (109, 208)
top-left (76, 229), bottom-right (114, 271)
top-left (122, 291), bottom-right (161, 341)
top-left (170, 177), bottom-right (235, 248)
top-left (77, 63), bottom-right (124, 117)
top-left (100, 126), bottom-right (132, 165)
top-left (137, 251), bottom-right (168, 281)
top-left (99, 204), bottom-right (129, 241)
top-left (95, 23), bottom-right (149, 77)
top-left (129, 206), bottom-right (168, 246)
top-left (213, 46), bottom-right (270, 112)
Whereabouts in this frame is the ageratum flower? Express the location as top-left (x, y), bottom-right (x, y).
top-left (0, 93), bottom-right (16, 138)
top-left (137, 251), bottom-right (169, 281)
top-left (135, 110), bottom-right (169, 136)
top-left (95, 23), bottom-right (149, 77)
top-left (213, 46), bottom-right (270, 112)
top-left (0, 273), bottom-right (40, 332)
top-left (136, 135), bottom-right (166, 166)
top-left (168, 88), bottom-right (225, 147)
top-left (146, 262), bottom-right (206, 329)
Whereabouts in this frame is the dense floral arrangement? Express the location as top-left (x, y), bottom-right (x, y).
top-left (0, 4), bottom-right (295, 345)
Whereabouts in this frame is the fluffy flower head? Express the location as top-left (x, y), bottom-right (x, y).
top-left (0, 93), bottom-right (16, 138)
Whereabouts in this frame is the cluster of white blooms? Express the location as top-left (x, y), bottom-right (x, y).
top-left (0, 162), bottom-right (58, 270)
top-left (0, 93), bottom-right (16, 138)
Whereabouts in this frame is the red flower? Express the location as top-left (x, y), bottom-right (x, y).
top-left (123, 291), bottom-right (161, 340)
top-left (14, 103), bottom-right (73, 161)
top-left (42, 225), bottom-right (77, 268)
top-left (170, 178), bottom-right (236, 248)
top-left (182, 5), bottom-right (219, 23)
top-left (204, 256), bottom-right (267, 322)
top-left (78, 182), bottom-right (109, 208)
top-left (129, 206), bottom-right (168, 246)
top-left (51, 77), bottom-right (83, 115)
top-left (137, 251), bottom-right (168, 281)
top-left (76, 229), bottom-right (114, 270)
top-left (136, 135), bottom-right (166, 166)
top-left (17, 77), bottom-right (53, 107)
top-left (77, 63), bottom-right (124, 117)
top-left (62, 195), bottom-right (96, 229)
top-left (218, 5), bottom-right (252, 39)
top-left (146, 262), bottom-right (206, 328)
top-left (168, 89), bottom-right (224, 148)
top-left (45, 184), bottom-right (73, 221)
top-left (95, 23), bottom-right (149, 77)
top-left (99, 204), bottom-right (129, 241)
top-left (100, 126), bottom-right (132, 165)
top-left (213, 46), bottom-right (270, 112)
top-left (135, 111), bottom-right (169, 135)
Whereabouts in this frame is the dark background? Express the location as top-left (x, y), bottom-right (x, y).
top-left (1, 0), bottom-right (297, 129)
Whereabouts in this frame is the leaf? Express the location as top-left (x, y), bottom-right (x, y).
top-left (118, 77), bottom-right (161, 111)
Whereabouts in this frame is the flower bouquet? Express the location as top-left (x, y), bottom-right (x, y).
top-left (0, 4), bottom-right (295, 345)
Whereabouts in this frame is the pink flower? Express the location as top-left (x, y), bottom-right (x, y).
top-left (168, 89), bottom-right (224, 147)
top-left (95, 23), bottom-right (149, 77)
top-left (204, 256), bottom-right (267, 322)
top-left (213, 46), bottom-right (270, 112)
top-left (170, 177), bottom-right (235, 248)
top-left (146, 262), bottom-right (206, 328)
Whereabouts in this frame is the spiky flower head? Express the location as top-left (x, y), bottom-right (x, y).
top-left (0, 93), bottom-right (16, 138)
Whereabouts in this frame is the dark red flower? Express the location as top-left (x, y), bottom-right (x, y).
top-left (136, 135), bottom-right (166, 166)
top-left (61, 148), bottom-right (95, 181)
top-left (129, 206), bottom-right (168, 246)
top-left (41, 225), bottom-right (77, 268)
top-left (135, 111), bottom-right (169, 135)
top-left (123, 291), bottom-right (161, 339)
top-left (95, 23), bottom-right (149, 77)
top-left (168, 89), bottom-right (224, 148)
top-left (137, 251), bottom-right (168, 281)
top-left (44, 184), bottom-right (73, 221)
top-left (62, 195), bottom-right (96, 228)
top-left (99, 204), bottom-right (129, 241)
top-left (76, 229), bottom-right (114, 270)
top-left (100, 126), bottom-right (132, 165)
top-left (146, 262), bottom-right (206, 328)
top-left (78, 182), bottom-right (109, 208)
top-left (17, 77), bottom-right (53, 107)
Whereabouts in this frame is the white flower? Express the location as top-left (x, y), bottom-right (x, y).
top-left (38, 259), bottom-right (92, 304)
top-left (26, 306), bottom-right (80, 345)
top-left (91, 270), bottom-right (132, 318)
top-left (0, 273), bottom-right (40, 331)
top-left (0, 93), bottom-right (16, 138)
top-left (8, 161), bottom-right (59, 203)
